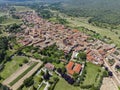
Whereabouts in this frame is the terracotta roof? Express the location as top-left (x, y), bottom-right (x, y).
top-left (87, 54), bottom-right (94, 61)
top-left (98, 49), bottom-right (105, 55)
top-left (68, 70), bottom-right (74, 75)
top-left (73, 64), bottom-right (82, 73)
top-left (66, 61), bottom-right (74, 70)
top-left (66, 61), bottom-right (82, 75)
top-left (73, 29), bottom-right (79, 33)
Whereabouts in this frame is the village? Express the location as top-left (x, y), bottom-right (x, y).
top-left (1, 10), bottom-right (120, 90)
top-left (16, 11), bottom-right (116, 64)
top-left (13, 11), bottom-right (120, 89)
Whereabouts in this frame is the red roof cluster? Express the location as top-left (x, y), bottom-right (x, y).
top-left (66, 61), bottom-right (82, 75)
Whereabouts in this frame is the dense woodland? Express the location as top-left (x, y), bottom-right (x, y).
top-left (0, 37), bottom-right (8, 62)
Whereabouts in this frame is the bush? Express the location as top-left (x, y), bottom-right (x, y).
top-left (77, 52), bottom-right (86, 60)
top-left (48, 78), bottom-right (59, 90)
top-left (40, 77), bottom-right (43, 82)
top-left (40, 70), bottom-right (44, 76)
top-left (43, 71), bottom-right (51, 81)
top-left (80, 85), bottom-right (92, 89)
top-left (62, 74), bottom-right (75, 85)
top-left (23, 59), bottom-right (28, 64)
top-left (55, 60), bottom-right (60, 64)
top-left (61, 67), bottom-right (66, 73)
top-left (53, 77), bottom-right (59, 82)
top-left (19, 64), bottom-right (23, 67)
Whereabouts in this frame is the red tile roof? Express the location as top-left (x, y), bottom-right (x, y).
top-left (66, 61), bottom-right (82, 75)
top-left (68, 70), bottom-right (74, 75)
top-left (73, 64), bottom-right (82, 73)
top-left (66, 61), bottom-right (74, 70)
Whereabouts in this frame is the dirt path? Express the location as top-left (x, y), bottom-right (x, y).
top-left (100, 77), bottom-right (118, 90)
top-left (11, 61), bottom-right (43, 90)
top-left (2, 64), bottom-right (30, 85)
top-left (104, 59), bottom-right (120, 86)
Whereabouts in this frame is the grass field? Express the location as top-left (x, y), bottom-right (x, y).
top-left (0, 12), bottom-right (7, 17)
top-left (22, 86), bottom-right (32, 90)
top-left (0, 10), bottom-right (8, 16)
top-left (0, 56), bottom-right (28, 80)
top-left (9, 62), bottom-right (38, 86)
top-left (39, 83), bottom-right (46, 90)
top-left (54, 78), bottom-right (80, 90)
top-left (0, 17), bottom-right (22, 26)
top-left (14, 6), bottom-right (33, 12)
top-left (82, 62), bottom-right (104, 87)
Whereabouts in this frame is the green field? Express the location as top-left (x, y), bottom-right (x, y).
top-left (82, 62), bottom-right (104, 87)
top-left (0, 17), bottom-right (22, 26)
top-left (39, 83), bottom-right (46, 90)
top-left (0, 56), bottom-right (28, 81)
top-left (54, 78), bottom-right (80, 90)
top-left (9, 62), bottom-right (38, 86)
top-left (14, 6), bottom-right (33, 12)
top-left (0, 12), bottom-right (7, 17)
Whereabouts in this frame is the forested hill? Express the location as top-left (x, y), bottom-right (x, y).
top-left (60, 0), bottom-right (120, 14)
top-left (50, 0), bottom-right (120, 26)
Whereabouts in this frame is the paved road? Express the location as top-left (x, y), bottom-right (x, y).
top-left (2, 64), bottom-right (30, 85)
top-left (11, 61), bottom-right (43, 90)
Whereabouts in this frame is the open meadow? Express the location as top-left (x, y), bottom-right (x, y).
top-left (14, 6), bottom-right (33, 12)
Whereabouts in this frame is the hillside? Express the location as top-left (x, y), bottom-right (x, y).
top-left (49, 0), bottom-right (120, 26)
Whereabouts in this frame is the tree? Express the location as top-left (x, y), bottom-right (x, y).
top-left (68, 78), bottom-right (74, 85)
top-left (0, 37), bottom-right (8, 62)
top-left (53, 77), bottom-right (59, 82)
top-left (0, 83), bottom-right (9, 90)
top-left (73, 73), bottom-right (79, 80)
top-left (57, 68), bottom-right (62, 74)
top-left (40, 70), bottom-right (44, 76)
top-left (5, 24), bottom-right (21, 33)
top-left (39, 77), bottom-right (43, 83)
top-left (61, 67), bottom-right (66, 73)
top-left (43, 71), bottom-right (51, 81)
top-left (108, 71), bottom-right (113, 77)
top-left (23, 59), bottom-right (28, 64)
top-left (77, 52), bottom-right (86, 60)
top-left (115, 65), bottom-right (120, 69)
top-left (23, 76), bottom-right (34, 87)
top-left (55, 60), bottom-right (60, 64)
top-left (103, 71), bottom-right (108, 77)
